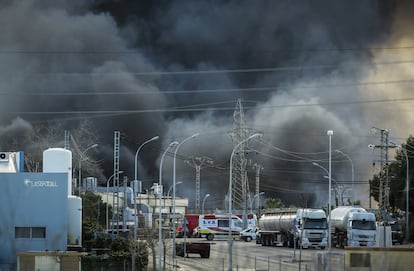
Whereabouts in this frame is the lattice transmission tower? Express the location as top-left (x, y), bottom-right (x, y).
top-left (230, 99), bottom-right (251, 211)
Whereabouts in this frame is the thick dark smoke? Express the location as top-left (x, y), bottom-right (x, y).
top-left (0, 0), bottom-right (413, 208)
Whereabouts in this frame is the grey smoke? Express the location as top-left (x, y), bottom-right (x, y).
top-left (0, 0), bottom-right (412, 208)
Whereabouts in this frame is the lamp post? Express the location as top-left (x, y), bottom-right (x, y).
top-left (323, 176), bottom-right (348, 205)
top-left (135, 136), bottom-right (160, 181)
top-left (335, 150), bottom-right (355, 204)
top-left (228, 133), bottom-right (261, 271)
top-left (250, 192), bottom-right (265, 213)
top-left (172, 133), bottom-right (199, 260)
top-left (134, 135), bottom-right (159, 240)
top-left (327, 130), bottom-right (333, 269)
top-left (202, 193), bottom-right (210, 215)
top-left (312, 162), bottom-right (329, 175)
top-left (158, 141), bottom-right (178, 271)
top-left (106, 171), bottom-right (124, 231)
top-left (167, 181), bottom-right (183, 197)
top-left (78, 143), bottom-right (98, 196)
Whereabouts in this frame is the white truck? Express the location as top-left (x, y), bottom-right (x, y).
top-left (257, 208), bottom-right (328, 249)
top-left (329, 206), bottom-right (377, 248)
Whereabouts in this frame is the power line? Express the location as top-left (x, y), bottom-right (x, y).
top-left (5, 96), bottom-right (414, 116)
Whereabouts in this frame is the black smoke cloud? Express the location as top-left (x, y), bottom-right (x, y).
top-left (0, 0), bottom-right (412, 208)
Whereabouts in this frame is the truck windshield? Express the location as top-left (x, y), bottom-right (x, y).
top-left (352, 220), bottom-right (376, 230)
top-left (303, 219), bottom-right (327, 229)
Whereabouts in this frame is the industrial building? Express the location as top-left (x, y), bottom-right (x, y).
top-left (0, 149), bottom-right (82, 271)
top-left (0, 147), bottom-right (189, 270)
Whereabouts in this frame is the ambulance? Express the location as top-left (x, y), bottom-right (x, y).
top-left (199, 214), bottom-right (243, 241)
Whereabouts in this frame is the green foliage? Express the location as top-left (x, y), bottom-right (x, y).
top-left (80, 191), bottom-right (149, 270)
top-left (263, 197), bottom-right (285, 209)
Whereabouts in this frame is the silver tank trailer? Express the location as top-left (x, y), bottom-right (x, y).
top-left (330, 206), bottom-right (366, 231)
top-left (259, 212), bottom-right (296, 232)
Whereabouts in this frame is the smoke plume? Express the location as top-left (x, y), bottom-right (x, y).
top-left (0, 0), bottom-right (413, 208)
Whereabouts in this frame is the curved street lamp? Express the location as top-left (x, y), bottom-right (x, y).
top-left (133, 135), bottom-right (159, 240)
top-left (202, 193), bottom-right (210, 215)
top-left (228, 133), bottom-right (261, 271)
top-left (78, 143), bottom-right (98, 196)
top-left (167, 181), bottom-right (183, 197)
top-left (158, 141), bottom-right (178, 271)
top-left (250, 192), bottom-right (265, 213)
top-left (335, 149), bottom-right (354, 204)
top-left (172, 133), bottom-right (199, 260)
top-left (134, 136), bottom-right (159, 181)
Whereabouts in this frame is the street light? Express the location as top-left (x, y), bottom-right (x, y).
top-left (134, 135), bottom-right (159, 240)
top-left (202, 193), bottom-right (210, 215)
top-left (78, 143), bottom-right (98, 196)
top-left (250, 192), bottom-right (265, 213)
top-left (228, 133), bottom-right (261, 271)
top-left (327, 130), bottom-right (333, 269)
top-left (158, 141), bottom-right (178, 271)
top-left (323, 176), bottom-right (349, 206)
top-left (106, 171), bottom-right (124, 231)
top-left (167, 181), bottom-right (183, 197)
top-left (134, 136), bottom-right (160, 181)
top-left (312, 161), bottom-right (329, 175)
top-left (335, 150), bottom-right (355, 204)
top-left (172, 133), bottom-right (199, 260)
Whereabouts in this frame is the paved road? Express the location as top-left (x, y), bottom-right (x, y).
top-left (150, 237), bottom-right (342, 271)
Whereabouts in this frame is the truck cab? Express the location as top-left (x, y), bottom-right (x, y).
top-left (346, 212), bottom-right (377, 247)
top-left (296, 209), bottom-right (328, 249)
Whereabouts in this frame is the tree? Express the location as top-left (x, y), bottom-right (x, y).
top-left (263, 197), bottom-right (284, 209)
top-left (81, 191), bottom-right (149, 270)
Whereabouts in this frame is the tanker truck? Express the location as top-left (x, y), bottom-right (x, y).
top-left (329, 206), bottom-right (377, 248)
top-left (257, 208), bottom-right (328, 249)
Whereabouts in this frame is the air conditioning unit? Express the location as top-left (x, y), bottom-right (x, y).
top-left (0, 152), bottom-right (9, 161)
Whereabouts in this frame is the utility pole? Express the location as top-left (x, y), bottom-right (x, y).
top-left (64, 130), bottom-right (70, 150)
top-left (369, 127), bottom-right (397, 218)
top-left (369, 127), bottom-right (398, 247)
top-left (252, 163), bottom-right (263, 211)
top-left (185, 156), bottom-right (213, 212)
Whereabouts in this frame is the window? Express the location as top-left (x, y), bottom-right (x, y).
top-left (15, 227), bottom-right (30, 238)
top-left (352, 220), bottom-right (376, 230)
top-left (32, 227), bottom-right (46, 238)
top-left (15, 227), bottom-right (46, 239)
top-left (218, 220), bottom-right (229, 227)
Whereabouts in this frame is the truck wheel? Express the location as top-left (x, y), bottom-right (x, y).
top-left (246, 236), bottom-right (252, 242)
top-left (320, 246), bottom-right (325, 250)
top-left (206, 234), bottom-right (214, 241)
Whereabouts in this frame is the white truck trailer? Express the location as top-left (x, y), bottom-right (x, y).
top-left (257, 208), bottom-right (328, 249)
top-left (329, 206), bottom-right (377, 248)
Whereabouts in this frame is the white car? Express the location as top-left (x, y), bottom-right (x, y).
top-left (240, 228), bottom-right (258, 242)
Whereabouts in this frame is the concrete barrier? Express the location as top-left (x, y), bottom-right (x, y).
top-left (344, 246), bottom-right (414, 271)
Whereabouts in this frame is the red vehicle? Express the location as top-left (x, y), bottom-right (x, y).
top-left (177, 214), bottom-right (201, 237)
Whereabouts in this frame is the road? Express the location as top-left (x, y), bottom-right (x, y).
top-left (152, 237), bottom-right (344, 271)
